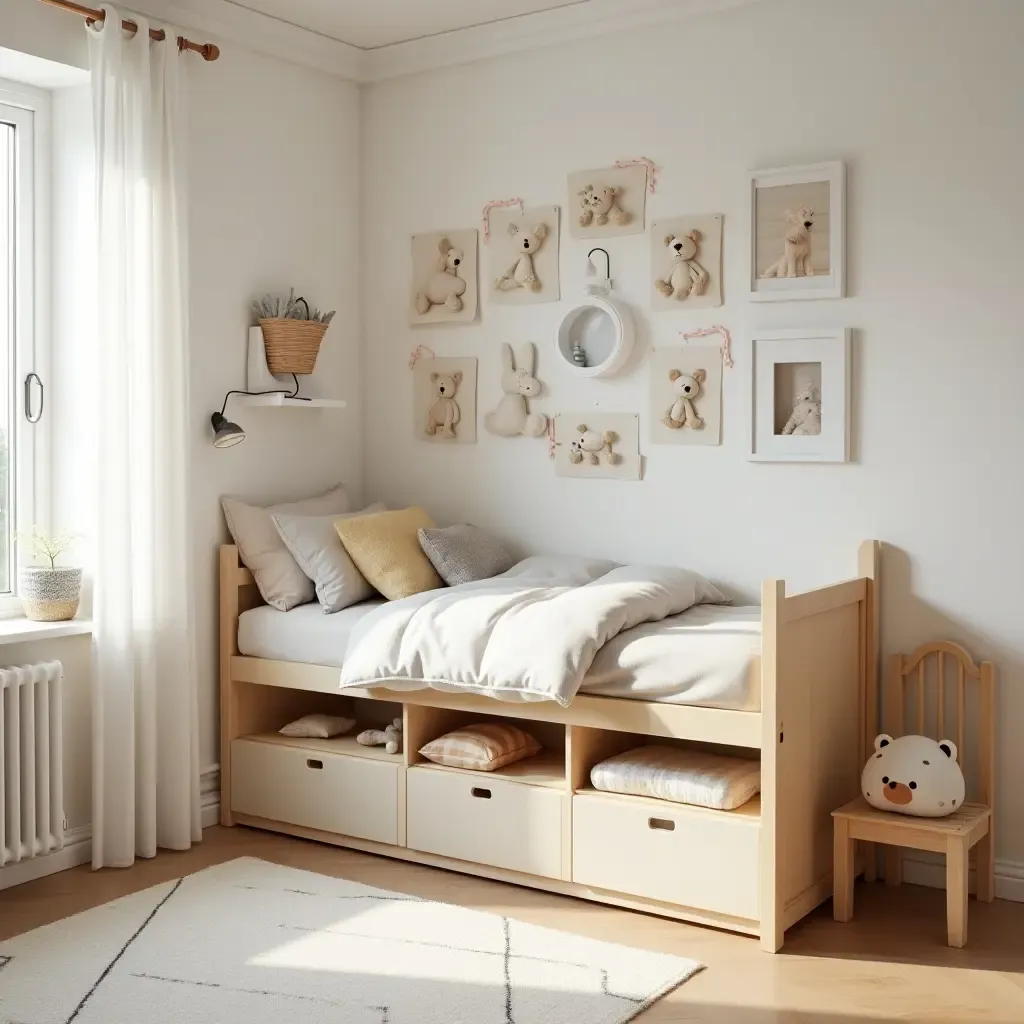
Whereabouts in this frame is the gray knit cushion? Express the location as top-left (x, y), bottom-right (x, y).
top-left (417, 524), bottom-right (518, 587)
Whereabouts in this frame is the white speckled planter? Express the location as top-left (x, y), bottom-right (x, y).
top-left (19, 567), bottom-right (83, 622)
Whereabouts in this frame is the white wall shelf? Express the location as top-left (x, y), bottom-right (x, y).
top-left (234, 394), bottom-right (347, 409)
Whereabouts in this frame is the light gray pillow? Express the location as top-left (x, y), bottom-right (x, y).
top-left (222, 485), bottom-right (349, 611)
top-left (417, 524), bottom-right (518, 587)
top-left (272, 503), bottom-right (386, 613)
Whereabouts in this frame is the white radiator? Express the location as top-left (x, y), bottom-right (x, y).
top-left (1, 661), bottom-right (64, 867)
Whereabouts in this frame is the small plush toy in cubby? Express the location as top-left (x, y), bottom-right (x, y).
top-left (357, 717), bottom-right (403, 755)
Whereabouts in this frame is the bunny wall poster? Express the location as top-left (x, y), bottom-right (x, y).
top-left (485, 343), bottom-right (547, 438)
top-left (410, 229), bottom-right (479, 325)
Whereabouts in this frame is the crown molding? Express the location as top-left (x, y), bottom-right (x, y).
top-left (125, 0), bottom-right (761, 83)
top-left (126, 0), bottom-right (368, 80)
top-left (363, 0), bottom-right (762, 83)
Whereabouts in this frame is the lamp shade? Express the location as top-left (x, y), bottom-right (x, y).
top-left (211, 411), bottom-right (245, 448)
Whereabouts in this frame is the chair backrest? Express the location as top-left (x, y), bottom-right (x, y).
top-left (884, 641), bottom-right (995, 808)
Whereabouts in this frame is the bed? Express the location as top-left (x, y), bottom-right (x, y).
top-left (220, 540), bottom-right (881, 952)
top-left (238, 601), bottom-right (763, 711)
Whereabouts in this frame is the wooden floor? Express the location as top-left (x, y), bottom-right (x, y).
top-left (3, 826), bottom-right (1024, 1022)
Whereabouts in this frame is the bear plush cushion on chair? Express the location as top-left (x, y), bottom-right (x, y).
top-left (832, 641), bottom-right (996, 949)
top-left (335, 506), bottom-right (443, 601)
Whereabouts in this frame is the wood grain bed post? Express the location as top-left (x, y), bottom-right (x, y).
top-left (759, 578), bottom-right (784, 952)
top-left (857, 540), bottom-right (881, 882)
top-left (219, 545), bottom-right (241, 826)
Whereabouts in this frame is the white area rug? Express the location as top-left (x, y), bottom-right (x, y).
top-left (0, 856), bottom-right (702, 1023)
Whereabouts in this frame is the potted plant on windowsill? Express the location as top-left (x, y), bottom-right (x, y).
top-left (18, 528), bottom-right (82, 622)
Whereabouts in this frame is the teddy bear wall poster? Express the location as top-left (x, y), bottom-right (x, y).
top-left (413, 356), bottom-right (478, 443)
top-left (649, 346), bottom-right (722, 446)
top-left (650, 215), bottom-right (723, 311)
top-left (488, 205), bottom-right (560, 305)
top-left (554, 412), bottom-right (640, 480)
top-left (567, 165), bottom-right (648, 239)
top-left (409, 229), bottom-right (479, 325)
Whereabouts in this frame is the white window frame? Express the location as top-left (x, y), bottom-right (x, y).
top-left (0, 79), bottom-right (52, 617)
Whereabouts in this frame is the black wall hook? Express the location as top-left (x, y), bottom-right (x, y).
top-left (587, 247), bottom-right (611, 280)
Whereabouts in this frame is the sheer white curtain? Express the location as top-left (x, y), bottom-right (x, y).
top-left (88, 5), bottom-right (200, 868)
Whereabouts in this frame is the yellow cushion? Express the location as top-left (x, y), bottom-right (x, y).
top-left (334, 506), bottom-right (442, 600)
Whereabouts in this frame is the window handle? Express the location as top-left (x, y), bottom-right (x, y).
top-left (24, 373), bottom-right (43, 424)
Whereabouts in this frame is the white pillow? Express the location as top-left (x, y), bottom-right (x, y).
top-left (272, 503), bottom-right (386, 613)
top-left (590, 745), bottom-right (760, 811)
top-left (279, 714), bottom-right (355, 739)
top-left (222, 485), bottom-right (349, 611)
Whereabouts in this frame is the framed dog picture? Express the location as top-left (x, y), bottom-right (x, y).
top-left (747, 161), bottom-right (845, 301)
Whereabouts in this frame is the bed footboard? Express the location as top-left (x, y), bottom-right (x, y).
top-left (759, 540), bottom-right (880, 951)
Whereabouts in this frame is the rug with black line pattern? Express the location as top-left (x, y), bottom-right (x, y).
top-left (0, 856), bottom-right (702, 1023)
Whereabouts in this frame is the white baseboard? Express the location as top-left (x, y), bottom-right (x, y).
top-left (200, 765), bottom-right (221, 829)
top-left (0, 825), bottom-right (93, 891)
top-left (0, 766), bottom-right (222, 891)
top-left (898, 852), bottom-right (1024, 903)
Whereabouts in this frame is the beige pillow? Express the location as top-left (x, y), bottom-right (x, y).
top-left (334, 506), bottom-right (442, 601)
top-left (272, 503), bottom-right (386, 613)
top-left (222, 484), bottom-right (349, 610)
top-left (419, 722), bottom-right (542, 771)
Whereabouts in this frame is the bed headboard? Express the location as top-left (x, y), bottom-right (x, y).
top-left (219, 544), bottom-right (264, 663)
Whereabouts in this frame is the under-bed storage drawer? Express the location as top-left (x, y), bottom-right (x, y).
top-left (572, 791), bottom-right (760, 921)
top-left (231, 738), bottom-right (403, 846)
top-left (406, 768), bottom-right (565, 880)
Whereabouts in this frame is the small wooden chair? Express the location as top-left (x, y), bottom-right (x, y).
top-left (832, 642), bottom-right (995, 948)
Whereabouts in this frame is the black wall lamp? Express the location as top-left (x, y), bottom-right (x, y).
top-left (209, 375), bottom-right (309, 448)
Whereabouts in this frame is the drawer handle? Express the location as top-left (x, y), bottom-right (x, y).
top-left (648, 817), bottom-right (675, 832)
top-left (306, 758), bottom-right (324, 770)
top-left (471, 787), bottom-right (492, 799)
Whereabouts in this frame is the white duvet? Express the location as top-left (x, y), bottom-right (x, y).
top-left (339, 555), bottom-right (727, 706)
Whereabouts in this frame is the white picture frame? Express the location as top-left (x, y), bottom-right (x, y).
top-left (747, 328), bottom-right (851, 463)
top-left (748, 161), bottom-right (845, 302)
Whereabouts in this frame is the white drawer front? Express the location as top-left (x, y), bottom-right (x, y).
top-left (407, 768), bottom-right (565, 880)
top-left (572, 792), bottom-right (760, 921)
top-left (231, 738), bottom-right (402, 846)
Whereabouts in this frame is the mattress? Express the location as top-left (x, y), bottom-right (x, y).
top-left (238, 600), bottom-right (761, 712)
top-left (237, 600), bottom-right (386, 667)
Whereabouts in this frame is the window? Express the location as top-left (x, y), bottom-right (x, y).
top-left (0, 92), bottom-right (46, 613)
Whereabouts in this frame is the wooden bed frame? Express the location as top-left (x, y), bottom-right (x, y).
top-left (220, 540), bottom-right (880, 952)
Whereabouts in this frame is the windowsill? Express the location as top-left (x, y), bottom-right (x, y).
top-left (0, 617), bottom-right (93, 645)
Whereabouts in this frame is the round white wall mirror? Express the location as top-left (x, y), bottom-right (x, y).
top-left (554, 247), bottom-right (635, 378)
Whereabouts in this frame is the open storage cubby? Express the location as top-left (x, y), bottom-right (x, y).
top-left (230, 687), bottom-right (408, 847)
top-left (405, 704), bottom-right (567, 788)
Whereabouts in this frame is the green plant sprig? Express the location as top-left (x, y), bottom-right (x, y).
top-left (16, 527), bottom-right (79, 570)
top-left (252, 286), bottom-right (335, 324)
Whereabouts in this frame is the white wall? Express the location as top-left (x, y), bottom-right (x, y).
top-left (8, 4), bottom-right (364, 821)
top-left (186, 44), bottom-right (363, 774)
top-left (363, 0), bottom-right (1024, 863)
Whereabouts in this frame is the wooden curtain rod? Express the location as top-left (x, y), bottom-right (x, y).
top-left (39, 0), bottom-right (220, 61)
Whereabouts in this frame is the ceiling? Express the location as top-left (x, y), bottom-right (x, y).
top-left (224, 0), bottom-right (587, 50)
